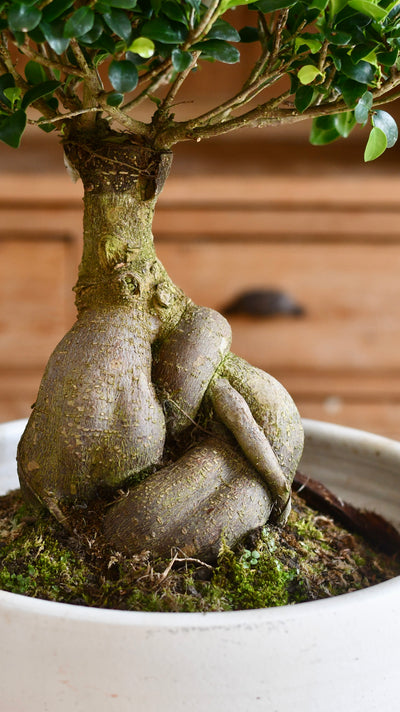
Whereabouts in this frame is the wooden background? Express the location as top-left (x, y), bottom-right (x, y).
top-left (1, 7), bottom-right (400, 439)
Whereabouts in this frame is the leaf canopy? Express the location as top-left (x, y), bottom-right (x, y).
top-left (0, 0), bottom-right (398, 160)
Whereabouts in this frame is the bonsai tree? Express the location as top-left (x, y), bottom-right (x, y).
top-left (2, 0), bottom-right (400, 562)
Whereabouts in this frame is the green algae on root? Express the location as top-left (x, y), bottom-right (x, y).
top-left (0, 488), bottom-right (399, 612)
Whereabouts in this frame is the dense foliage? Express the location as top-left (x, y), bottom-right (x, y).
top-left (0, 0), bottom-right (399, 157)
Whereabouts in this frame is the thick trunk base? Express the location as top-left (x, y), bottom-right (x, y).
top-left (104, 436), bottom-right (273, 562)
top-left (17, 135), bottom-right (304, 563)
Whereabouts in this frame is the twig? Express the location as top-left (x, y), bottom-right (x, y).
top-left (98, 95), bottom-right (149, 136)
top-left (173, 550), bottom-right (213, 570)
top-left (265, 9), bottom-right (289, 71)
top-left (178, 50), bottom-right (310, 133)
top-left (156, 51), bottom-right (200, 120)
top-left (122, 68), bottom-right (172, 112)
top-left (36, 106), bottom-right (102, 124)
top-left (18, 40), bottom-right (86, 78)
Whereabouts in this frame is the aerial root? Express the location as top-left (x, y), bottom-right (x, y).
top-left (208, 377), bottom-right (291, 521)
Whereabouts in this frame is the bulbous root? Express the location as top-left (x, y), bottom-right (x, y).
top-left (18, 299), bottom-right (303, 563)
top-left (208, 377), bottom-right (291, 523)
top-left (104, 437), bottom-right (273, 563)
top-left (105, 322), bottom-right (304, 561)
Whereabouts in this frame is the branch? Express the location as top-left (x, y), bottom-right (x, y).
top-left (38, 107), bottom-right (102, 124)
top-left (125, 1), bottom-right (222, 112)
top-left (162, 71), bottom-right (400, 148)
top-left (155, 51), bottom-right (200, 121)
top-left (0, 32), bottom-right (59, 121)
top-left (123, 66), bottom-right (172, 112)
top-left (17, 40), bottom-right (86, 78)
top-left (243, 13), bottom-right (271, 90)
top-left (186, 0), bottom-right (222, 43)
top-left (180, 49), bottom-right (310, 132)
top-left (98, 95), bottom-right (150, 136)
top-left (265, 9), bottom-right (289, 72)
top-left (158, 92), bottom-right (349, 147)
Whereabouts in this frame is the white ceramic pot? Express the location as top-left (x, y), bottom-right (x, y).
top-left (0, 418), bottom-right (399, 712)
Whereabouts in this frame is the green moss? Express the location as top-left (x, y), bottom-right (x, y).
top-left (0, 518), bottom-right (90, 603)
top-left (0, 489), bottom-right (399, 611)
top-left (212, 538), bottom-right (301, 609)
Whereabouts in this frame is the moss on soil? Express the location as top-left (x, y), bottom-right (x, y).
top-left (1, 488), bottom-right (399, 612)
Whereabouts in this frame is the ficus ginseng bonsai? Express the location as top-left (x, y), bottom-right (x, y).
top-left (1, 0), bottom-right (400, 563)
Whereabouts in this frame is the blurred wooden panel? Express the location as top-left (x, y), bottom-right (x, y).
top-left (299, 400), bottom-right (400, 442)
top-left (271, 370), bottom-right (400, 399)
top-left (156, 241), bottom-right (400, 372)
top-left (0, 236), bottom-right (74, 369)
top-left (154, 206), bottom-right (400, 240)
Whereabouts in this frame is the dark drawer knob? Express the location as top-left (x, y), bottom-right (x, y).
top-left (223, 289), bottom-right (305, 317)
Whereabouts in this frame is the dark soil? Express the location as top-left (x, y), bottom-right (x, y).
top-left (1, 475), bottom-right (399, 612)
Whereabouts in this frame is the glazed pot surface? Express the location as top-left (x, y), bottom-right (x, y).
top-left (0, 418), bottom-right (400, 712)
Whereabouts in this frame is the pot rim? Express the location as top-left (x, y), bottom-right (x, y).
top-left (1, 417), bottom-right (399, 626)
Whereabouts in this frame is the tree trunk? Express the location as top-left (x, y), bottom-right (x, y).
top-left (17, 130), bottom-right (304, 561)
top-left (17, 134), bottom-right (179, 505)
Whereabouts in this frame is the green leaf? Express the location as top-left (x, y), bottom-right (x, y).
top-left (8, 4), bottom-right (42, 33)
top-left (309, 0), bottom-right (329, 9)
top-left (42, 0), bottom-right (74, 23)
top-left (105, 0), bottom-right (137, 7)
top-left (351, 43), bottom-right (375, 64)
top-left (91, 32), bottom-right (116, 54)
top-left (309, 115), bottom-right (341, 145)
top-left (103, 9), bottom-right (132, 42)
top-left (295, 36), bottom-right (323, 54)
top-left (372, 110), bottom-right (398, 148)
top-left (171, 48), bottom-right (193, 71)
top-left (141, 18), bottom-right (186, 44)
top-left (341, 55), bottom-right (375, 84)
top-left (162, 1), bottom-right (189, 26)
top-left (364, 126), bottom-right (387, 161)
top-left (334, 110), bottom-right (356, 137)
top-left (377, 48), bottom-right (399, 67)
top-left (329, 0), bottom-right (350, 16)
top-left (0, 73), bottom-right (15, 109)
top-left (46, 96), bottom-right (59, 111)
top-left (21, 80), bottom-right (60, 111)
top-left (295, 85), bottom-right (315, 112)
top-left (219, 0), bottom-right (254, 11)
top-left (108, 59), bottom-right (138, 92)
top-left (3, 86), bottom-right (21, 109)
top-left (106, 91), bottom-right (124, 106)
top-left (64, 7), bottom-right (95, 38)
top-left (40, 21), bottom-right (70, 54)
top-left (297, 65), bottom-right (323, 85)
top-left (206, 19), bottom-right (241, 42)
top-left (239, 26), bottom-right (259, 42)
top-left (128, 36), bottom-right (155, 58)
top-left (194, 39), bottom-right (240, 64)
top-left (338, 78), bottom-right (368, 107)
top-left (80, 16), bottom-right (104, 44)
top-left (38, 118), bottom-right (55, 133)
top-left (25, 60), bottom-right (47, 85)
top-left (326, 30), bottom-right (352, 45)
top-left (348, 0), bottom-right (388, 21)
top-left (354, 90), bottom-right (373, 123)
top-left (249, 0), bottom-right (297, 10)
top-left (0, 110), bottom-right (27, 148)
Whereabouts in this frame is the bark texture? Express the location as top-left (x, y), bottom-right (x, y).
top-left (17, 131), bottom-right (304, 562)
top-left (104, 437), bottom-right (273, 562)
